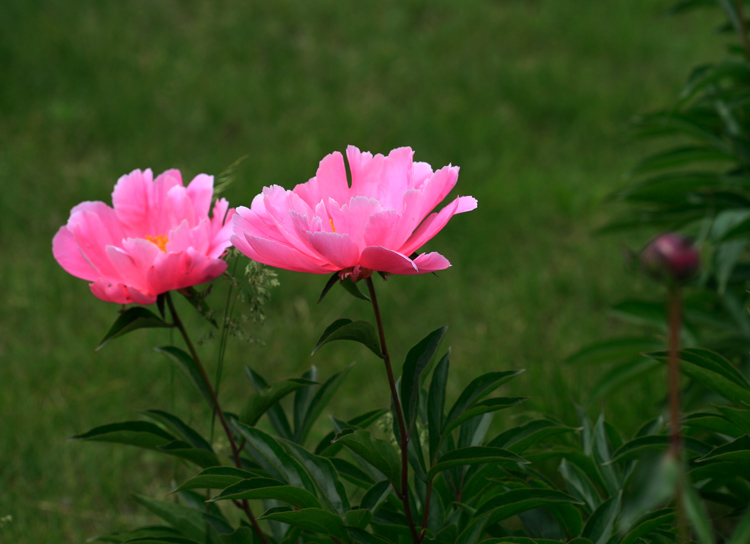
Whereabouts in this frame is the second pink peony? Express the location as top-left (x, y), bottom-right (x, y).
top-left (231, 146), bottom-right (477, 280)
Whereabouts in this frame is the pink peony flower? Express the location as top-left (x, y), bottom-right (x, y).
top-left (231, 146), bottom-right (477, 280)
top-left (53, 169), bottom-right (235, 304)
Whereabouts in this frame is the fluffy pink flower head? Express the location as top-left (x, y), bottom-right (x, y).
top-left (53, 169), bottom-right (235, 304)
top-left (231, 146), bottom-right (477, 281)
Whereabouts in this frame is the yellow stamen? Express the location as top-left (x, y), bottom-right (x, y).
top-left (329, 219), bottom-right (336, 233)
top-left (146, 234), bottom-right (169, 252)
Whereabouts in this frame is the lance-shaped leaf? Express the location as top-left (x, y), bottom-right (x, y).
top-left (312, 319), bottom-right (383, 359)
top-left (427, 446), bottom-right (527, 480)
top-left (697, 435), bottom-right (750, 464)
top-left (283, 440), bottom-right (350, 515)
top-left (158, 440), bottom-right (220, 468)
top-left (443, 397), bottom-right (527, 437)
top-left (330, 457), bottom-right (376, 488)
top-left (581, 492), bottom-right (621, 544)
top-left (611, 434), bottom-right (711, 463)
top-left (96, 307), bottom-right (171, 351)
top-left (70, 421), bottom-right (175, 450)
top-left (133, 494), bottom-right (216, 542)
top-left (645, 348), bottom-right (750, 406)
top-left (246, 365), bottom-right (293, 440)
top-left (400, 326), bottom-right (447, 432)
top-left (210, 477), bottom-right (322, 509)
top-left (716, 405), bottom-right (750, 435)
top-left (315, 409), bottom-right (388, 456)
top-left (564, 337), bottom-right (664, 365)
top-left (619, 509), bottom-right (674, 544)
top-left (173, 466), bottom-right (258, 493)
top-left (240, 378), bottom-right (317, 426)
top-left (476, 488), bottom-right (583, 525)
top-left (332, 430), bottom-right (400, 489)
top-left (560, 458), bottom-right (603, 513)
top-left (346, 509), bottom-right (373, 529)
top-left (295, 364), bottom-right (353, 445)
top-left (87, 526), bottom-right (189, 543)
top-left (232, 421), bottom-right (316, 492)
top-left (346, 526), bottom-right (395, 544)
top-left (489, 419), bottom-right (574, 453)
top-left (155, 346), bottom-right (215, 409)
top-left (360, 480), bottom-right (392, 512)
top-left (444, 370), bottom-right (523, 432)
top-left (260, 507), bottom-right (347, 539)
top-left (142, 409), bottom-right (214, 452)
top-left (427, 351), bottom-right (450, 461)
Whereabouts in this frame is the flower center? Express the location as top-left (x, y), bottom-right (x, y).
top-left (329, 218), bottom-right (336, 233)
top-left (145, 234), bottom-right (169, 252)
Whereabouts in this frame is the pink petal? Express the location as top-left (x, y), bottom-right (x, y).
top-left (415, 165), bottom-right (460, 221)
top-left (306, 231), bottom-right (360, 269)
top-left (314, 152), bottom-right (350, 209)
top-left (68, 203), bottom-right (127, 279)
top-left (186, 174), bottom-right (214, 220)
top-left (146, 248), bottom-right (228, 295)
top-left (379, 147), bottom-right (414, 208)
top-left (346, 146), bottom-right (384, 199)
top-left (52, 226), bottom-right (100, 281)
top-left (399, 195), bottom-right (476, 257)
top-left (231, 232), bottom-right (334, 274)
top-left (89, 278), bottom-right (155, 305)
top-left (359, 246), bottom-right (418, 275)
top-left (112, 169), bottom-right (154, 236)
top-left (412, 252), bottom-right (451, 273)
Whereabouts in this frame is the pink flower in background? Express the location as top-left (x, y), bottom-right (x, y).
top-left (53, 169), bottom-right (235, 304)
top-left (231, 146), bottom-right (477, 280)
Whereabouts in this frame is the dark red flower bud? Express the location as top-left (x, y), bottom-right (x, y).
top-left (640, 233), bottom-right (700, 283)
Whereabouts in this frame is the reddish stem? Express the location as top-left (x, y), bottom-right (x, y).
top-left (166, 293), bottom-right (268, 544)
top-left (365, 278), bottom-right (422, 544)
top-left (667, 286), bottom-right (687, 544)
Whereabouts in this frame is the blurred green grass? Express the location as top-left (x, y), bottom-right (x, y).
top-left (0, 0), bottom-right (725, 541)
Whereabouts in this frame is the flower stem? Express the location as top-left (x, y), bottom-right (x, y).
top-left (667, 286), bottom-right (687, 544)
top-left (365, 278), bottom-right (421, 544)
top-left (165, 292), bottom-right (268, 544)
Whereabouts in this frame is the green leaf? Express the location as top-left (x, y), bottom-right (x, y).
top-left (173, 467), bottom-right (258, 493)
top-left (142, 409), bottom-right (214, 452)
top-left (443, 397), bottom-right (527, 437)
top-left (260, 507), bottom-right (347, 539)
top-left (318, 271), bottom-right (341, 304)
top-left (70, 421), bottom-right (175, 449)
top-left (179, 286), bottom-right (218, 328)
top-left (564, 337), bottom-right (663, 365)
top-left (619, 172), bottom-right (725, 203)
top-left (133, 495), bottom-right (215, 542)
top-left (330, 457), bottom-right (376, 488)
top-left (611, 434), bottom-right (711, 462)
top-left (427, 446), bottom-right (527, 479)
top-left (240, 378), bottom-right (317, 426)
top-left (727, 506), bottom-right (750, 544)
top-left (232, 421), bottom-right (316, 492)
top-left (697, 435), bottom-right (750, 463)
top-left (312, 319), bottom-right (383, 359)
top-left (360, 480), bottom-right (392, 512)
top-left (489, 419), bottom-right (574, 453)
top-left (345, 526), bottom-right (395, 544)
top-left (444, 370), bottom-right (524, 432)
top-left (401, 326), bottom-right (447, 433)
top-left (716, 405), bottom-right (750, 434)
top-left (559, 458), bottom-right (602, 512)
top-left (295, 363), bottom-right (354, 445)
top-left (154, 346), bottom-right (215, 409)
top-left (283, 440), bottom-right (351, 515)
top-left (245, 365), bottom-right (293, 440)
top-left (581, 492), bottom-right (621, 544)
top-left (476, 489), bottom-right (583, 526)
top-left (619, 509), bottom-right (674, 544)
top-left (428, 351), bottom-right (450, 462)
top-left (87, 526), bottom-right (185, 543)
top-left (645, 348), bottom-right (750, 405)
top-left (345, 509), bottom-right (373, 529)
top-left (315, 409), bottom-right (388, 456)
top-left (630, 145), bottom-right (734, 176)
top-left (588, 358), bottom-right (660, 402)
top-left (340, 277), bottom-right (370, 301)
top-left (683, 474), bottom-right (715, 544)
top-left (96, 307), bottom-right (170, 351)
top-left (157, 440), bottom-right (221, 469)
top-left (683, 411), bottom-right (744, 436)
top-left (210, 478), bottom-right (322, 509)
top-left (332, 430), bottom-right (400, 489)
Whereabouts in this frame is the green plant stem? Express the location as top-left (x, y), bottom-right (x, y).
top-left (165, 292), bottom-right (268, 544)
top-left (667, 286), bottom-right (688, 544)
top-left (365, 277), bottom-right (422, 544)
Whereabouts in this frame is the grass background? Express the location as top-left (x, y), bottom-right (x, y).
top-left (0, 1), bottom-right (726, 542)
